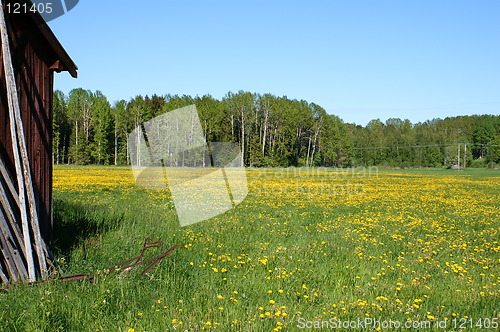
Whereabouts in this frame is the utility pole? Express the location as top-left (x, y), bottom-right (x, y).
top-left (457, 144), bottom-right (460, 171)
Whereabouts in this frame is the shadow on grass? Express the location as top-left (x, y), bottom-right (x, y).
top-left (50, 198), bottom-right (122, 255)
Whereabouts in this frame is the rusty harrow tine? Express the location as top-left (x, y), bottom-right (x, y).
top-left (95, 244), bottom-right (184, 275)
top-left (58, 241), bottom-right (183, 283)
top-left (44, 240), bottom-right (182, 285)
top-left (99, 239), bottom-right (164, 272)
top-left (0, 239), bottom-right (184, 290)
top-left (141, 245), bottom-right (184, 275)
top-left (58, 273), bottom-right (96, 282)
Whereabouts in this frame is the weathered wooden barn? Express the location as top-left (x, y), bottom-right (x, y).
top-left (0, 0), bottom-right (77, 283)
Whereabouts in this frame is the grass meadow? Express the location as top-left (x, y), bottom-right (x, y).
top-left (0, 166), bottom-right (499, 331)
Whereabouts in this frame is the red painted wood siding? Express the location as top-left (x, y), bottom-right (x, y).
top-left (0, 8), bottom-right (57, 242)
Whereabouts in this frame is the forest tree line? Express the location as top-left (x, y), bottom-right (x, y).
top-left (53, 89), bottom-right (500, 168)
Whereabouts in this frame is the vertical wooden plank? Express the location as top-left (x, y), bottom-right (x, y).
top-left (0, 0), bottom-right (72, 282)
top-left (47, 67), bottom-right (54, 240)
top-left (16, 46), bottom-right (49, 280)
top-left (0, 1), bottom-right (36, 282)
top-left (28, 19), bottom-right (50, 277)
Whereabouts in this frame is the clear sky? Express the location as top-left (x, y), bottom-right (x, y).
top-left (48, 0), bottom-right (500, 126)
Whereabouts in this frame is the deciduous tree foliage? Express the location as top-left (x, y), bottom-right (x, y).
top-left (53, 89), bottom-right (500, 167)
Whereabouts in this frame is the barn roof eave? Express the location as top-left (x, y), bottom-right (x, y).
top-left (22, 1), bottom-right (78, 78)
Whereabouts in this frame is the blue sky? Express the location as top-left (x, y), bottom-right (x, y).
top-left (48, 0), bottom-right (500, 126)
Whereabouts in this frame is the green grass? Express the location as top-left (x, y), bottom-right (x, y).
top-left (374, 166), bottom-right (500, 177)
top-left (0, 166), bottom-right (498, 331)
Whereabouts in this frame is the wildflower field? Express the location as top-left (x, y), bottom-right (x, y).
top-left (1, 166), bottom-right (499, 331)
